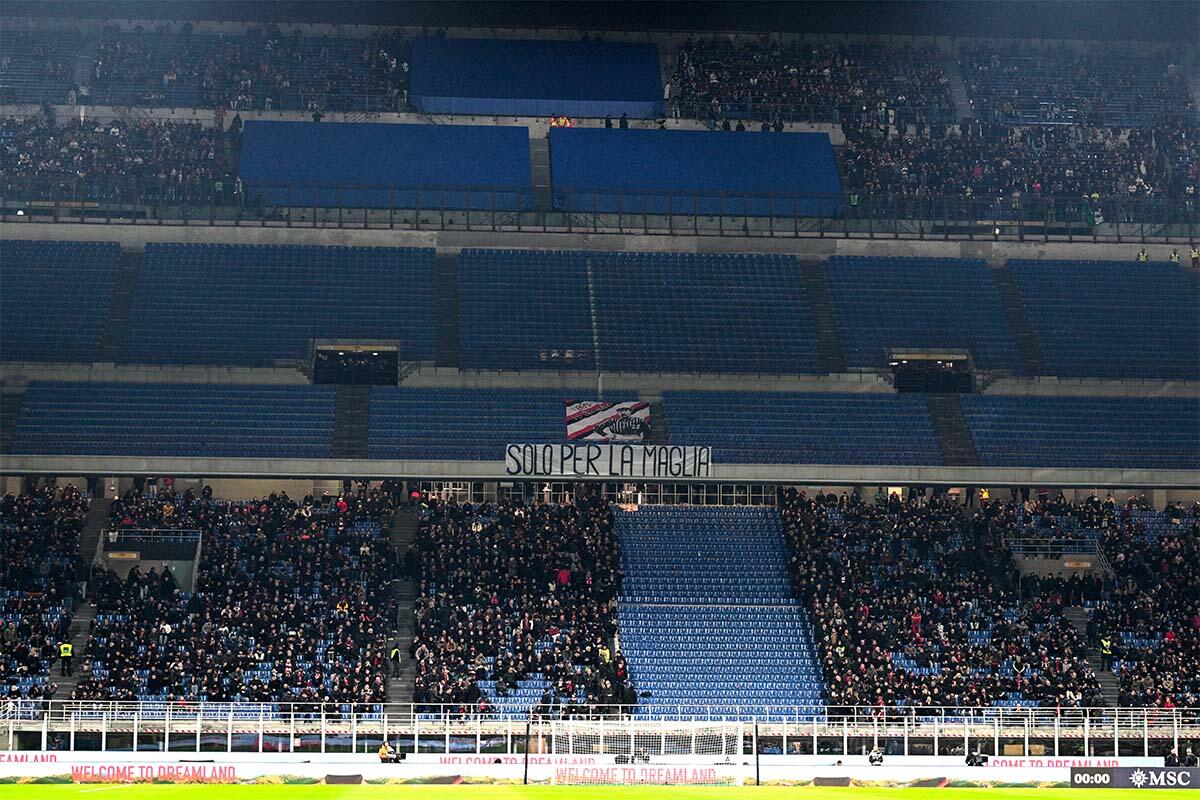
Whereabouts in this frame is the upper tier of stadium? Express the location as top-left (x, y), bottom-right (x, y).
top-left (3, 241), bottom-right (1196, 380)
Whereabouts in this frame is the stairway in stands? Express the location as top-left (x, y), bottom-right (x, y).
top-left (529, 137), bottom-right (553, 212)
top-left (642, 396), bottom-right (669, 445)
top-left (1063, 607), bottom-right (1120, 706)
top-left (387, 507), bottom-right (420, 704)
top-left (797, 260), bottom-right (846, 374)
top-left (924, 394), bottom-right (982, 467)
top-left (0, 389), bottom-right (24, 453)
top-left (332, 386), bottom-right (371, 459)
top-left (615, 506), bottom-right (824, 720)
top-left (56, 498), bottom-right (112, 697)
top-left (989, 263), bottom-right (1045, 376)
top-left (435, 252), bottom-right (460, 368)
top-left (97, 250), bottom-right (143, 362)
top-left (943, 58), bottom-right (975, 121)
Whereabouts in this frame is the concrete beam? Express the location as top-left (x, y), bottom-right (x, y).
top-left (1, 454), bottom-right (1196, 489)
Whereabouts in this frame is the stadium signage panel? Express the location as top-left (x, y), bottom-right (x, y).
top-left (1071, 767), bottom-right (1200, 789)
top-left (505, 444), bottom-right (713, 478)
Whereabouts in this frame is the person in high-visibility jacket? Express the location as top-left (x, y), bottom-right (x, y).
top-left (59, 641), bottom-right (73, 677)
top-left (1099, 637), bottom-right (1113, 672)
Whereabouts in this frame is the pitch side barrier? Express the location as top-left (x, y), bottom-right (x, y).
top-left (3, 701), bottom-right (1198, 758)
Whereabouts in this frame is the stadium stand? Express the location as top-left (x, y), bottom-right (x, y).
top-left (0, 116), bottom-right (240, 202)
top-left (457, 249), bottom-right (594, 372)
top-left (591, 252), bottom-right (819, 373)
top-left (782, 490), bottom-right (1105, 710)
top-left (73, 487), bottom-right (396, 703)
top-left (0, 29), bottom-right (79, 104)
top-left (961, 395), bottom-right (1200, 470)
top-left (960, 45), bottom-right (1195, 127)
top-left (0, 240), bottom-right (119, 363)
top-left (409, 37), bottom-right (663, 117)
top-left (121, 243), bottom-right (435, 366)
top-left (0, 487), bottom-right (88, 703)
top-left (838, 123), bottom-right (1185, 206)
top-left (616, 506), bottom-right (824, 719)
top-left (664, 391), bottom-right (944, 465)
top-left (89, 24), bottom-right (411, 111)
top-left (9, 382), bottom-right (336, 459)
top-left (1095, 502), bottom-right (1199, 709)
top-left (669, 38), bottom-right (954, 125)
top-left (238, 121), bottom-right (533, 209)
top-left (821, 256), bottom-right (1022, 372)
top-left (412, 490), bottom-right (630, 716)
top-left (549, 128), bottom-right (843, 215)
top-left (1008, 259), bottom-right (1200, 380)
top-left (457, 249), bottom-right (819, 373)
top-left (368, 388), bottom-right (633, 461)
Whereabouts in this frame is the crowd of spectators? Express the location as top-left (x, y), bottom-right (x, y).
top-left (839, 122), bottom-right (1198, 208)
top-left (71, 486), bottom-right (399, 706)
top-left (1094, 501), bottom-right (1199, 709)
top-left (90, 23), bottom-right (410, 112)
top-left (669, 37), bottom-right (954, 126)
top-left (781, 489), bottom-right (1104, 712)
top-left (411, 488), bottom-right (632, 716)
top-left (0, 114), bottom-right (240, 202)
top-left (1, 487), bottom-right (89, 703)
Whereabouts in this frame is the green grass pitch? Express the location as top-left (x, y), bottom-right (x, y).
top-left (0, 787), bottom-right (1162, 799)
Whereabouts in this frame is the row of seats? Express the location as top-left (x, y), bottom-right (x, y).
top-left (3, 244), bottom-right (1195, 381)
top-left (6, 383), bottom-right (1195, 470)
top-left (0, 240), bottom-right (120, 363)
top-left (122, 243), bottom-right (436, 366)
top-left (615, 507), bottom-right (826, 719)
top-left (9, 383), bottom-right (335, 458)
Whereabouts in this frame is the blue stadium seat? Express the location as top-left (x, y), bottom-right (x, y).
top-left (1008, 260), bottom-right (1199, 380)
top-left (120, 243), bottom-right (435, 366)
top-left (822, 256), bottom-right (1022, 371)
top-left (10, 382), bottom-right (335, 459)
top-left (616, 507), bottom-right (825, 720)
top-left (664, 391), bottom-right (944, 465)
top-left (0, 240), bottom-right (120, 363)
top-left (961, 394), bottom-right (1200, 470)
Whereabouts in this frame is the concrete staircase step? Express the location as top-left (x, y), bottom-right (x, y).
top-left (797, 260), bottom-right (846, 374)
top-left (924, 393), bottom-right (981, 467)
top-left (434, 253), bottom-right (460, 368)
top-left (990, 263), bottom-right (1044, 376)
top-left (97, 251), bottom-right (143, 362)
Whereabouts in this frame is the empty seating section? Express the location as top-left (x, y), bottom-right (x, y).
top-left (457, 250), bottom-right (593, 371)
top-left (409, 37), bottom-right (663, 117)
top-left (960, 47), bottom-right (1193, 127)
top-left (664, 392), bottom-right (944, 465)
top-left (0, 30), bottom-right (79, 104)
top-left (121, 243), bottom-right (434, 365)
top-left (10, 382), bottom-right (335, 458)
top-left (961, 395), bottom-right (1200, 470)
top-left (1009, 260), bottom-right (1200, 380)
top-left (549, 128), bottom-right (843, 216)
top-left (0, 240), bottom-right (119, 363)
top-left (89, 29), bottom-right (410, 111)
top-left (616, 507), bottom-right (824, 719)
top-left (457, 249), bottom-right (819, 373)
top-left (592, 252), bottom-right (819, 374)
top-left (238, 121), bottom-right (532, 209)
top-left (369, 388), bottom-right (632, 461)
top-left (822, 257), bottom-right (1022, 371)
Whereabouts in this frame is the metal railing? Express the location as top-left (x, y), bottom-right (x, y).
top-left (3, 701), bottom-right (1197, 756)
top-left (3, 177), bottom-right (1198, 243)
top-left (1006, 536), bottom-right (1101, 557)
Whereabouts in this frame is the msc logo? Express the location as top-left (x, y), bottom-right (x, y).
top-left (1128, 768), bottom-right (1193, 789)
